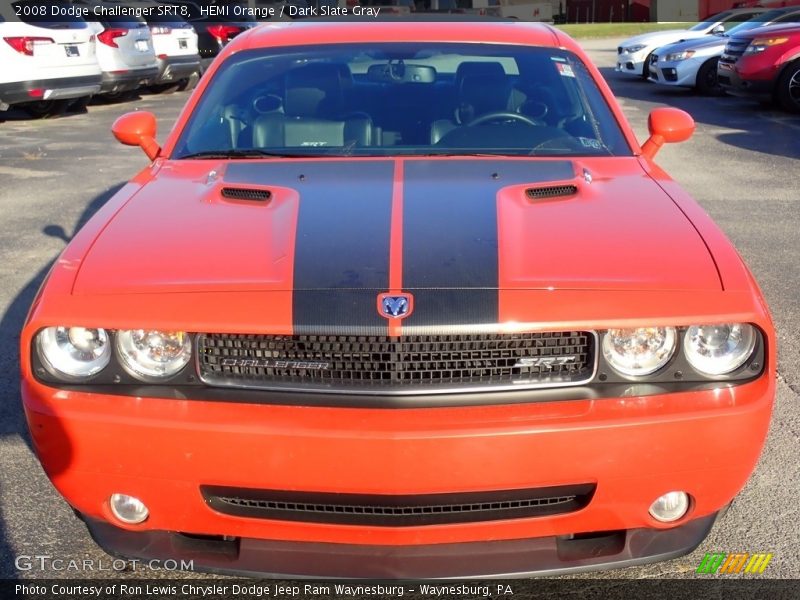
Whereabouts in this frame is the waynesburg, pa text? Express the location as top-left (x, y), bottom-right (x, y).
top-left (15, 583), bottom-right (513, 598)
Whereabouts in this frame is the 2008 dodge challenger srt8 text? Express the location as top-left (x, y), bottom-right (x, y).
top-left (21, 20), bottom-right (775, 578)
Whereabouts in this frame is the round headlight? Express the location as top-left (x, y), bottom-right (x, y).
top-left (684, 323), bottom-right (756, 376)
top-left (116, 330), bottom-right (192, 380)
top-left (603, 327), bottom-right (677, 377)
top-left (37, 326), bottom-right (111, 379)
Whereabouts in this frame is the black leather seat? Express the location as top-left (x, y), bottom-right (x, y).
top-left (431, 61), bottom-right (519, 144)
top-left (252, 63), bottom-right (374, 149)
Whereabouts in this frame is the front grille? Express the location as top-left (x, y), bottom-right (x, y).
top-left (197, 331), bottom-right (596, 394)
top-left (201, 484), bottom-right (596, 526)
top-left (721, 39), bottom-right (749, 62)
top-left (525, 184), bottom-right (578, 200)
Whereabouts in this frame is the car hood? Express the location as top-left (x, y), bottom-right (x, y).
top-left (657, 35), bottom-right (727, 54)
top-left (621, 29), bottom-right (708, 49)
top-left (73, 158), bottom-right (721, 296)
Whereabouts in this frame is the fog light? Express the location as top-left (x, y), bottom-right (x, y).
top-left (110, 493), bottom-right (149, 524)
top-left (649, 491), bottom-right (689, 523)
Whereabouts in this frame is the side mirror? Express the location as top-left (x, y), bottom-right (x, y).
top-left (111, 111), bottom-right (160, 160)
top-left (711, 24), bottom-right (725, 34)
top-left (641, 107), bottom-right (695, 159)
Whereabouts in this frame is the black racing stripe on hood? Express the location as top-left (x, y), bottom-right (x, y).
top-left (401, 160), bottom-right (574, 328)
top-left (225, 161), bottom-right (394, 334)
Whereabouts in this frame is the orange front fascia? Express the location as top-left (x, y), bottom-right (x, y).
top-left (22, 371), bottom-right (774, 547)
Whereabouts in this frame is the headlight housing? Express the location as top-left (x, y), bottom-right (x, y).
top-left (624, 44), bottom-right (647, 54)
top-left (744, 37), bottom-right (789, 54)
top-left (602, 327), bottom-right (677, 377)
top-left (683, 323), bottom-right (756, 376)
top-left (665, 50), bottom-right (696, 61)
top-left (37, 326), bottom-right (111, 380)
top-left (116, 329), bottom-right (192, 381)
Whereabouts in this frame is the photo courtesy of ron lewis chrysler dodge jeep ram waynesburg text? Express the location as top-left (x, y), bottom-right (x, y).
top-left (20, 20), bottom-right (775, 579)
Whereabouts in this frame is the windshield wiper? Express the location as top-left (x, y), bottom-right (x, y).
top-left (177, 150), bottom-right (315, 160)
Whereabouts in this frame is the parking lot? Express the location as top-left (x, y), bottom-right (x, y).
top-left (0, 36), bottom-right (798, 581)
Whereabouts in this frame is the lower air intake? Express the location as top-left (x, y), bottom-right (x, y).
top-left (201, 484), bottom-right (596, 526)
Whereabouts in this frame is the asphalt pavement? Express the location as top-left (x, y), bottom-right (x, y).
top-left (0, 36), bottom-right (798, 582)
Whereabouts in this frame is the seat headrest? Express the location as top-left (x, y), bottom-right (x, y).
top-left (456, 63), bottom-right (510, 123)
top-left (455, 61), bottom-right (506, 85)
top-left (284, 63), bottom-right (352, 119)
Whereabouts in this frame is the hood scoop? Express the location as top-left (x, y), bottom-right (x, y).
top-left (220, 187), bottom-right (272, 202)
top-left (525, 184), bottom-right (578, 201)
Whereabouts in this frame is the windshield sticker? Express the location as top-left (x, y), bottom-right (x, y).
top-left (556, 62), bottom-right (575, 78)
top-left (579, 137), bottom-right (604, 150)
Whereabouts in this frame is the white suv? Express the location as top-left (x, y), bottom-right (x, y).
top-left (85, 11), bottom-right (158, 98)
top-left (145, 13), bottom-right (200, 92)
top-left (0, 4), bottom-right (101, 116)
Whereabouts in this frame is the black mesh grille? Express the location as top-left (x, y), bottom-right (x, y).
top-left (197, 331), bottom-right (595, 393)
top-left (525, 185), bottom-right (578, 201)
top-left (201, 484), bottom-right (596, 526)
top-left (220, 187), bottom-right (271, 201)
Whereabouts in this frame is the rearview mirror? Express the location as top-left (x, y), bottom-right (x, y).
top-left (112, 111), bottom-right (160, 160)
top-left (641, 107), bottom-right (695, 159)
top-left (367, 63), bottom-right (437, 84)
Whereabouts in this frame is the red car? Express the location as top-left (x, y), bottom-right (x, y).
top-left (21, 20), bottom-right (775, 578)
top-left (718, 22), bottom-right (800, 111)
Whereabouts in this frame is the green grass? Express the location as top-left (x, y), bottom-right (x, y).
top-left (556, 22), bottom-right (695, 39)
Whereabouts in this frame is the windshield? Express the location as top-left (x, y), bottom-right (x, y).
top-left (690, 16), bottom-right (728, 31)
top-left (726, 9), bottom-right (796, 36)
top-left (173, 43), bottom-right (631, 159)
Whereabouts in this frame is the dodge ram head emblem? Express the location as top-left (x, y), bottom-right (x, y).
top-left (378, 292), bottom-right (413, 319)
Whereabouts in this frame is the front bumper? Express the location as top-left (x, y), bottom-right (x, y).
top-left (0, 74), bottom-right (101, 109)
top-left (649, 57), bottom-right (702, 88)
top-left (22, 368), bottom-right (773, 577)
top-left (82, 511), bottom-right (721, 578)
top-left (99, 67), bottom-right (159, 94)
top-left (717, 62), bottom-right (773, 99)
top-left (154, 55), bottom-right (201, 84)
top-left (615, 50), bottom-right (648, 76)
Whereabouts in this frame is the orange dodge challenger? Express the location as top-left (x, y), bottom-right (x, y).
top-left (21, 19), bottom-right (775, 578)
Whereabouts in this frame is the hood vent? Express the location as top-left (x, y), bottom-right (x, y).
top-left (525, 184), bottom-right (578, 201)
top-left (220, 187), bottom-right (272, 202)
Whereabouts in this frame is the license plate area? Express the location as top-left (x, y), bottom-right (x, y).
top-left (64, 44), bottom-right (79, 57)
top-left (178, 39), bottom-right (188, 49)
top-left (135, 39), bottom-right (149, 52)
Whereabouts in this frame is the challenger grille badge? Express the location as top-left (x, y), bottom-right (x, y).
top-left (377, 292), bottom-right (413, 319)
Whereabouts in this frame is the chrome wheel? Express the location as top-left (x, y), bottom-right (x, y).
top-left (789, 70), bottom-right (800, 107)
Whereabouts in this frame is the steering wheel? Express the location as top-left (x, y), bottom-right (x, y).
top-left (468, 112), bottom-right (541, 127)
